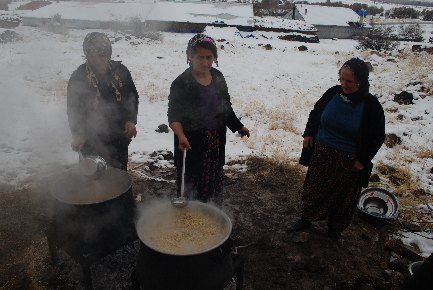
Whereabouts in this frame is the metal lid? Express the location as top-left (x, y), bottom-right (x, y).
top-left (49, 166), bottom-right (132, 205)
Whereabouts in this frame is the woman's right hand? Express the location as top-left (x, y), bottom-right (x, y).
top-left (71, 136), bottom-right (86, 151)
top-left (178, 135), bottom-right (191, 151)
top-left (303, 136), bottom-right (314, 149)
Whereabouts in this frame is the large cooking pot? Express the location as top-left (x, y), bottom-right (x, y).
top-left (134, 200), bottom-right (238, 290)
top-left (47, 165), bottom-right (136, 257)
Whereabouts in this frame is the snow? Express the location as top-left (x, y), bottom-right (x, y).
top-left (296, 4), bottom-right (361, 26)
top-left (401, 231), bottom-right (433, 258)
top-left (20, 1), bottom-right (254, 26)
top-left (254, 16), bottom-right (316, 32)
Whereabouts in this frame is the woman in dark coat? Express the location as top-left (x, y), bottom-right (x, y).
top-left (67, 32), bottom-right (139, 170)
top-left (168, 34), bottom-right (249, 205)
top-left (291, 58), bottom-right (385, 240)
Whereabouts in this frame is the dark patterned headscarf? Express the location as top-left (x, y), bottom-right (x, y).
top-left (83, 32), bottom-right (112, 57)
top-left (186, 34), bottom-right (218, 66)
top-left (339, 58), bottom-right (370, 92)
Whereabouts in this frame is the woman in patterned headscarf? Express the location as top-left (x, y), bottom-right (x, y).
top-left (291, 58), bottom-right (385, 241)
top-left (67, 32), bottom-right (139, 170)
top-left (168, 34), bottom-right (249, 205)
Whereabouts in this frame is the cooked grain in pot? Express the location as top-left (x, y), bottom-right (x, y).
top-left (145, 210), bottom-right (225, 255)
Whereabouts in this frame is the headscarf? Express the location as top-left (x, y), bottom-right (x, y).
top-left (83, 32), bottom-right (112, 57)
top-left (186, 34), bottom-right (218, 66)
top-left (339, 57), bottom-right (370, 103)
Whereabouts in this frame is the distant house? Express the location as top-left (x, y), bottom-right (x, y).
top-left (20, 1), bottom-right (255, 33)
top-left (286, 4), bottom-right (369, 39)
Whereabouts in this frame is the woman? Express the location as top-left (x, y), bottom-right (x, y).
top-left (291, 58), bottom-right (385, 240)
top-left (167, 34), bottom-right (249, 205)
top-left (67, 32), bottom-right (139, 170)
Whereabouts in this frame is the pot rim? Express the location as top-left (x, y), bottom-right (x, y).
top-left (136, 200), bottom-right (232, 256)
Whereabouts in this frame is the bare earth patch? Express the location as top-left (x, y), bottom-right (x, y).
top-left (0, 157), bottom-right (420, 289)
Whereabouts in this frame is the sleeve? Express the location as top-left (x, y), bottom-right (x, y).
top-left (167, 78), bottom-right (186, 125)
top-left (67, 70), bottom-right (87, 138)
top-left (219, 74), bottom-right (243, 133)
top-left (302, 86), bottom-right (336, 138)
top-left (357, 98), bottom-right (385, 167)
top-left (124, 68), bottom-right (139, 124)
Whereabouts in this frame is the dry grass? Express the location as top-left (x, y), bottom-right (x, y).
top-left (416, 148), bottom-right (433, 159)
top-left (145, 83), bottom-right (166, 103)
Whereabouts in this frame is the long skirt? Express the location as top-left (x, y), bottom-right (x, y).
top-left (301, 142), bottom-right (361, 234)
top-left (175, 129), bottom-right (224, 205)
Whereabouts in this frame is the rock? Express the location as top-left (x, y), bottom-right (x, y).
top-left (156, 56), bottom-right (163, 59)
top-left (335, 51), bottom-right (339, 54)
top-left (298, 45), bottom-right (308, 51)
top-left (426, 47), bottom-right (433, 54)
top-left (216, 38), bottom-right (226, 42)
top-left (386, 58), bottom-right (396, 63)
top-left (264, 44), bottom-right (272, 50)
top-left (402, 221), bottom-right (422, 232)
top-left (155, 124), bottom-right (169, 133)
top-left (365, 61), bottom-right (373, 72)
top-left (278, 34), bottom-right (319, 43)
top-left (369, 173), bottom-right (380, 183)
top-left (384, 133), bottom-right (402, 148)
top-left (150, 150), bottom-right (173, 161)
top-left (430, 167), bottom-right (433, 174)
top-left (220, 45), bottom-right (224, 50)
top-left (412, 45), bottom-right (423, 52)
top-left (114, 36), bottom-right (122, 42)
top-left (396, 114), bottom-right (404, 120)
top-left (394, 91), bottom-right (414, 105)
top-left (411, 116), bottom-right (422, 121)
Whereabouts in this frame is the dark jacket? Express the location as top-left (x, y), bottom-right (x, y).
top-left (167, 67), bottom-right (244, 165)
top-left (301, 85), bottom-right (385, 186)
top-left (67, 61), bottom-right (139, 143)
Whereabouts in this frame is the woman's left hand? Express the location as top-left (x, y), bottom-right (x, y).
top-left (352, 160), bottom-right (364, 172)
top-left (124, 121), bottom-right (137, 139)
top-left (238, 127), bottom-right (250, 138)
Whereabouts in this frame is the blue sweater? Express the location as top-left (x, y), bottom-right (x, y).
top-left (316, 94), bottom-right (365, 154)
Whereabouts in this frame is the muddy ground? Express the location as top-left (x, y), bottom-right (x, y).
top-left (0, 156), bottom-right (410, 289)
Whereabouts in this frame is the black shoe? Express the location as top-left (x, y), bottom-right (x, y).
top-left (289, 219), bottom-right (312, 232)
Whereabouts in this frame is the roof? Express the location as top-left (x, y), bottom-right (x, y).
top-left (295, 4), bottom-right (360, 27)
top-left (21, 1), bottom-right (254, 27)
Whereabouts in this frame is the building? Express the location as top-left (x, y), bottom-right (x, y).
top-left (286, 4), bottom-right (369, 39)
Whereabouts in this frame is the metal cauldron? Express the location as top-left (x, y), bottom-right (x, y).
top-left (133, 201), bottom-right (242, 290)
top-left (46, 165), bottom-right (137, 288)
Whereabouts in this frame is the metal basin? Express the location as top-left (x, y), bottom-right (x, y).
top-left (357, 187), bottom-right (399, 223)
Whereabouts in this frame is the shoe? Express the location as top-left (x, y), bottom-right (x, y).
top-left (289, 218), bottom-right (312, 232)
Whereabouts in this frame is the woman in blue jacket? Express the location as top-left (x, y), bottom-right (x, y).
top-left (292, 58), bottom-right (385, 240)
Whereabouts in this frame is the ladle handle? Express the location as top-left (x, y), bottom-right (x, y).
top-left (180, 149), bottom-right (186, 198)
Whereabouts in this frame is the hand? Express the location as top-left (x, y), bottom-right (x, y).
top-left (178, 135), bottom-right (191, 151)
top-left (303, 136), bottom-right (314, 149)
top-left (71, 136), bottom-right (86, 152)
top-left (124, 121), bottom-right (137, 139)
top-left (238, 127), bottom-right (250, 138)
top-left (352, 160), bottom-right (364, 172)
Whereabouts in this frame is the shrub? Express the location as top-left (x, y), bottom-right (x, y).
top-left (397, 24), bottom-right (424, 42)
top-left (390, 7), bottom-right (420, 19)
top-left (357, 26), bottom-right (399, 51)
top-left (422, 9), bottom-right (433, 21)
